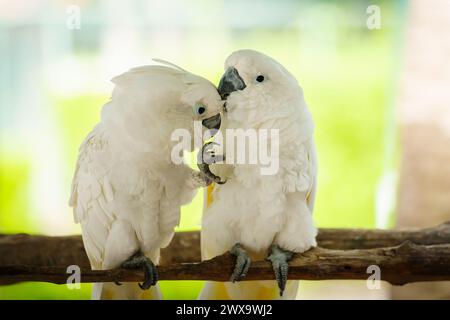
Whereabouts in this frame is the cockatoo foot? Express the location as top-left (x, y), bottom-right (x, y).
top-left (229, 243), bottom-right (251, 282)
top-left (197, 142), bottom-right (226, 185)
top-left (266, 244), bottom-right (294, 296)
top-left (121, 252), bottom-right (158, 290)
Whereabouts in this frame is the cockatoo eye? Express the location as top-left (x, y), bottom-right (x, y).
top-left (193, 104), bottom-right (206, 116)
top-left (256, 75), bottom-right (265, 82)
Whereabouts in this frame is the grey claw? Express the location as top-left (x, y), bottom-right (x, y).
top-left (121, 252), bottom-right (158, 290)
top-left (229, 243), bottom-right (251, 282)
top-left (267, 244), bottom-right (294, 296)
top-left (198, 142), bottom-right (226, 185)
top-left (198, 142), bottom-right (225, 165)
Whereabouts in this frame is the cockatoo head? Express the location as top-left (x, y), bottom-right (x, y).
top-left (104, 62), bottom-right (223, 153)
top-left (178, 74), bottom-right (223, 132)
top-left (217, 49), bottom-right (303, 124)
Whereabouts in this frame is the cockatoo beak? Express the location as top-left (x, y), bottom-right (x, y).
top-left (218, 67), bottom-right (246, 100)
top-left (202, 113), bottom-right (221, 130)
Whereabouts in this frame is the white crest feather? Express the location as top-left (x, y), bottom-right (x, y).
top-left (152, 58), bottom-right (189, 73)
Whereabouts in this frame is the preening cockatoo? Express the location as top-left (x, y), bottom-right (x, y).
top-left (69, 61), bottom-right (223, 299)
top-left (199, 50), bottom-right (318, 300)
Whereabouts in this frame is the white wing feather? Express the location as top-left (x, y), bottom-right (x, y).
top-left (69, 125), bottom-right (115, 269)
top-left (306, 139), bottom-right (318, 213)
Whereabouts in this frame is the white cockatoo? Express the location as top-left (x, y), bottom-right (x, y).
top-left (69, 61), bottom-right (224, 300)
top-left (198, 50), bottom-right (318, 299)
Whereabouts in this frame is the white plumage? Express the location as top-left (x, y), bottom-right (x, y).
top-left (69, 62), bottom-right (223, 299)
top-left (200, 50), bottom-right (318, 300)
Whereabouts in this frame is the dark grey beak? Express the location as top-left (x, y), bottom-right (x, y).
top-left (218, 67), bottom-right (246, 100)
top-left (202, 113), bottom-right (221, 130)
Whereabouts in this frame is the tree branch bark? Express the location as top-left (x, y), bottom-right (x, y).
top-left (1, 222), bottom-right (448, 266)
top-left (0, 222), bottom-right (449, 285)
top-left (1, 242), bottom-right (449, 285)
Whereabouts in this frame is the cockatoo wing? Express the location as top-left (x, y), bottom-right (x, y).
top-left (69, 125), bottom-right (116, 270)
top-left (70, 125), bottom-right (163, 300)
top-left (283, 135), bottom-right (318, 213)
top-left (306, 138), bottom-right (318, 213)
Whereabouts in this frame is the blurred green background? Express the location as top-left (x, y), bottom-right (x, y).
top-left (0, 0), bottom-right (406, 299)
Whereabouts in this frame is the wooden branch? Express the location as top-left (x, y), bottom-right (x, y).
top-left (317, 221), bottom-right (450, 249)
top-left (1, 242), bottom-right (449, 285)
top-left (1, 222), bottom-right (448, 267)
top-left (0, 232), bottom-right (201, 268)
top-left (0, 222), bottom-right (449, 285)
